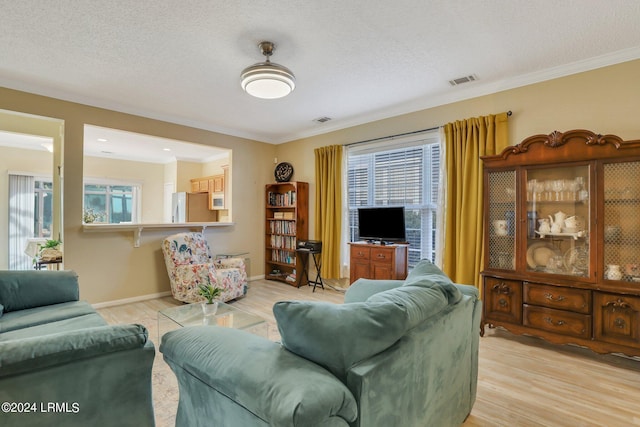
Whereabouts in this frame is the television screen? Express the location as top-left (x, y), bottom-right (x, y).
top-left (357, 207), bottom-right (406, 243)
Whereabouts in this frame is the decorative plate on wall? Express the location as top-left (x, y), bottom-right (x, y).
top-left (274, 162), bottom-right (294, 182)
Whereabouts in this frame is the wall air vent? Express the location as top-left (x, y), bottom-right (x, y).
top-left (313, 116), bottom-right (332, 124)
top-left (448, 74), bottom-right (478, 86)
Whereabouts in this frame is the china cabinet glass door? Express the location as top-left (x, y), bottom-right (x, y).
top-left (487, 170), bottom-right (516, 270)
top-left (524, 165), bottom-right (591, 277)
top-left (603, 161), bottom-right (640, 282)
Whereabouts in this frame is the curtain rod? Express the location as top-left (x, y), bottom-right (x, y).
top-left (344, 110), bottom-right (512, 147)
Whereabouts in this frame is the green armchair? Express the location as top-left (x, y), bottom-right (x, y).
top-left (161, 260), bottom-right (481, 426)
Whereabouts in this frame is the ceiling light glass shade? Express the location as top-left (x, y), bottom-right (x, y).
top-left (240, 61), bottom-right (296, 99)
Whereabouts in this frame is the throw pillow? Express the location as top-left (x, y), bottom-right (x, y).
top-left (273, 300), bottom-right (407, 381)
top-left (404, 259), bottom-right (462, 304)
top-left (367, 285), bottom-right (448, 330)
top-left (405, 259), bottom-right (453, 285)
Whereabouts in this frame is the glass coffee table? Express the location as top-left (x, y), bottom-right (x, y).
top-left (158, 302), bottom-right (268, 341)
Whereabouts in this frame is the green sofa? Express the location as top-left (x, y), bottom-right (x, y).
top-left (160, 260), bottom-right (481, 427)
top-left (0, 270), bottom-right (155, 427)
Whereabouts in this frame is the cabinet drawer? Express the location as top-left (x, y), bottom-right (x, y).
top-left (523, 305), bottom-right (591, 339)
top-left (523, 283), bottom-right (591, 314)
top-left (371, 248), bottom-right (393, 264)
top-left (350, 246), bottom-right (370, 260)
top-left (594, 293), bottom-right (640, 349)
top-left (484, 277), bottom-right (522, 324)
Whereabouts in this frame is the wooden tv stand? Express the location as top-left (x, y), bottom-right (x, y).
top-left (349, 242), bottom-right (408, 284)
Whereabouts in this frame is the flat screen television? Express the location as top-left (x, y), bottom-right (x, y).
top-left (357, 206), bottom-right (406, 244)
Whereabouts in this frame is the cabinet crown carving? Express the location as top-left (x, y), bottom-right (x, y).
top-left (491, 129), bottom-right (640, 162)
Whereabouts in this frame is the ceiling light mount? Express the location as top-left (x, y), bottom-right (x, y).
top-left (241, 41), bottom-right (295, 99)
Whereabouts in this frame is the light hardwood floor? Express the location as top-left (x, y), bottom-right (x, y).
top-left (98, 280), bottom-right (640, 427)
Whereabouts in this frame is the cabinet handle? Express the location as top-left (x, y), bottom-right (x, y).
top-left (376, 254), bottom-right (386, 259)
top-left (544, 293), bottom-right (565, 302)
top-left (544, 317), bottom-right (565, 326)
top-left (357, 252), bottom-right (365, 257)
top-left (498, 298), bottom-right (507, 307)
top-left (614, 318), bottom-right (626, 329)
top-left (492, 282), bottom-right (511, 295)
top-left (603, 299), bottom-right (635, 312)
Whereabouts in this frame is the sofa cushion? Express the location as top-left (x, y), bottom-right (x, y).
top-left (161, 326), bottom-right (358, 426)
top-left (405, 259), bottom-right (452, 284)
top-left (343, 278), bottom-right (404, 303)
top-left (367, 285), bottom-right (449, 330)
top-left (0, 324), bottom-right (149, 378)
top-left (404, 260), bottom-right (462, 304)
top-left (273, 300), bottom-right (407, 381)
top-left (0, 313), bottom-right (107, 341)
top-left (0, 301), bottom-right (99, 334)
top-left (0, 270), bottom-right (79, 312)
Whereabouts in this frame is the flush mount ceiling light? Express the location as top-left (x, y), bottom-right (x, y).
top-left (240, 41), bottom-right (295, 99)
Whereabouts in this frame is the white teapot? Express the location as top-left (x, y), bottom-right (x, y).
top-left (538, 218), bottom-right (551, 234)
top-left (550, 211), bottom-right (567, 233)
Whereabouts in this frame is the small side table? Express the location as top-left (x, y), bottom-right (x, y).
top-left (215, 251), bottom-right (249, 259)
top-left (296, 248), bottom-right (324, 292)
top-left (34, 259), bottom-right (62, 270)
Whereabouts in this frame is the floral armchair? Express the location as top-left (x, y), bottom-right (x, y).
top-left (161, 232), bottom-right (248, 303)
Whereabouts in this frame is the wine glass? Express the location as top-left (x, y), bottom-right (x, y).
top-left (544, 180), bottom-right (554, 201)
top-left (552, 179), bottom-right (565, 201)
top-left (526, 179), bottom-right (536, 201)
top-left (567, 179), bottom-right (580, 201)
top-left (534, 181), bottom-right (545, 201)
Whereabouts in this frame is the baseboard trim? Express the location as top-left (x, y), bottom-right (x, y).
top-left (92, 291), bottom-right (172, 309)
top-left (93, 276), bottom-right (265, 308)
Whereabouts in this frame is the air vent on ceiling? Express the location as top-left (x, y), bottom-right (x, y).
top-left (313, 116), bottom-right (332, 124)
top-left (448, 74), bottom-right (478, 86)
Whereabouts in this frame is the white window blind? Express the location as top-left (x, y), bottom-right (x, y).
top-left (347, 131), bottom-right (440, 266)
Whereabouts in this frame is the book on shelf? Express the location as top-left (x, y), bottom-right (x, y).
top-left (269, 220), bottom-right (296, 234)
top-left (268, 190), bottom-right (297, 207)
top-left (285, 269), bottom-right (297, 282)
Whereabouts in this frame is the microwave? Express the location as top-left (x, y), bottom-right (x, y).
top-left (210, 192), bottom-right (225, 210)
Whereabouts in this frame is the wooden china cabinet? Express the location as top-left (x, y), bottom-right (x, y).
top-left (481, 129), bottom-right (640, 357)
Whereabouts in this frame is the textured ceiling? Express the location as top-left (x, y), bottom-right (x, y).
top-left (1, 0), bottom-right (640, 144)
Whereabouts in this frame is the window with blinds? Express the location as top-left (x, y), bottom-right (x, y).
top-left (347, 131), bottom-right (440, 266)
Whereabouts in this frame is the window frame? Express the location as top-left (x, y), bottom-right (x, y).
top-left (346, 130), bottom-right (441, 267)
top-left (82, 177), bottom-right (142, 224)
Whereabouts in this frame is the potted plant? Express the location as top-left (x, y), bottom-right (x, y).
top-left (38, 239), bottom-right (63, 261)
top-left (198, 281), bottom-right (222, 315)
top-left (83, 208), bottom-right (104, 224)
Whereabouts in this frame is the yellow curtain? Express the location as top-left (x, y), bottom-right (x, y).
top-left (314, 145), bottom-right (343, 279)
top-left (442, 112), bottom-right (509, 290)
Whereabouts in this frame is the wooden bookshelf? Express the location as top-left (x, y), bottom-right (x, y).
top-left (265, 182), bottom-right (308, 286)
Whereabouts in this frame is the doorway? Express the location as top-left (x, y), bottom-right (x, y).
top-left (0, 109), bottom-right (64, 270)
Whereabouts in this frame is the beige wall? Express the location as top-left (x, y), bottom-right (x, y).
top-left (0, 87), bottom-right (276, 303)
top-left (277, 59), bottom-right (640, 240)
top-left (83, 156), bottom-right (166, 223)
top-left (0, 148), bottom-right (171, 268)
top-left (2, 59), bottom-right (639, 303)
